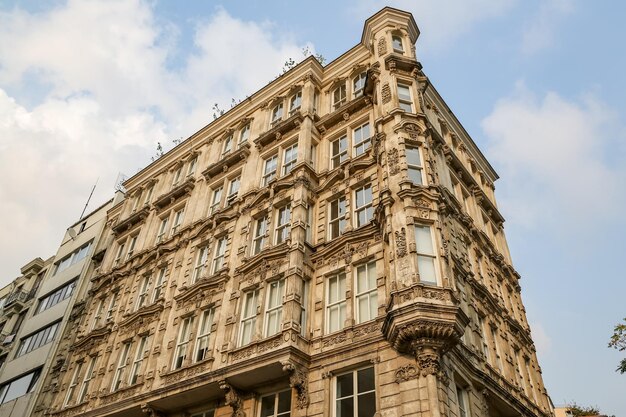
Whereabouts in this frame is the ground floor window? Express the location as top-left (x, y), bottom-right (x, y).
top-left (334, 367), bottom-right (376, 417)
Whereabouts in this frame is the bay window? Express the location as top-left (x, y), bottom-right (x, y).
top-left (264, 279), bottom-right (285, 337)
top-left (414, 225), bottom-right (438, 285)
top-left (326, 273), bottom-right (346, 333)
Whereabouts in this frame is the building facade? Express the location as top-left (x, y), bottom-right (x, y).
top-left (0, 200), bottom-right (113, 417)
top-left (41, 7), bottom-right (552, 417)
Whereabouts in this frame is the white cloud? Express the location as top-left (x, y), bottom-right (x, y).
top-left (0, 1), bottom-right (311, 286)
top-left (482, 82), bottom-right (626, 233)
top-left (521, 0), bottom-right (575, 54)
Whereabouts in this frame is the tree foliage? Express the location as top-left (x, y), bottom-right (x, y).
top-left (566, 403), bottom-right (600, 416)
top-left (608, 317), bottom-right (626, 373)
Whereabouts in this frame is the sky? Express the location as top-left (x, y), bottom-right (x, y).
top-left (0, 0), bottom-right (624, 414)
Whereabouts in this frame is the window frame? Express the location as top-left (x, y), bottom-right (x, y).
top-left (406, 145), bottom-right (424, 185)
top-left (274, 205), bottom-right (291, 245)
top-left (392, 35), bottom-right (404, 53)
top-left (332, 83), bottom-right (347, 110)
top-left (252, 216), bottom-right (268, 255)
top-left (397, 83), bottom-right (413, 113)
top-left (326, 273), bottom-right (347, 334)
top-left (260, 390), bottom-right (292, 417)
top-left (355, 261), bottom-right (377, 324)
top-left (128, 335), bottom-right (148, 386)
top-left (353, 72), bottom-right (367, 98)
top-left (414, 224), bottom-right (439, 285)
top-left (192, 246), bottom-right (209, 283)
top-left (239, 289), bottom-right (259, 346)
top-left (264, 279), bottom-right (285, 338)
top-left (151, 266), bottom-right (167, 302)
top-left (211, 237), bottom-right (227, 274)
top-left (354, 184), bottom-right (373, 228)
top-left (262, 154), bottom-right (279, 186)
top-left (195, 308), bottom-right (214, 362)
top-left (136, 275), bottom-right (151, 310)
top-left (289, 90), bottom-right (302, 114)
top-left (352, 122), bottom-right (371, 157)
top-left (330, 135), bottom-right (348, 169)
top-left (328, 196), bottom-right (347, 240)
top-left (173, 316), bottom-right (194, 370)
top-left (111, 342), bottom-right (132, 392)
top-left (332, 366), bottom-right (376, 417)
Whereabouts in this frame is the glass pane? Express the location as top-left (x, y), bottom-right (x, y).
top-left (397, 85), bottom-right (411, 101)
top-left (357, 392), bottom-right (376, 417)
top-left (338, 398), bottom-right (354, 417)
top-left (329, 277), bottom-right (338, 303)
top-left (336, 373), bottom-right (353, 398)
top-left (358, 297), bottom-right (368, 322)
top-left (408, 168), bottom-right (423, 185)
top-left (261, 395), bottom-right (275, 417)
top-left (417, 256), bottom-right (437, 284)
top-left (278, 390), bottom-right (291, 413)
top-left (356, 265), bottom-right (366, 293)
top-left (369, 294), bottom-right (377, 319)
top-left (406, 147), bottom-right (420, 166)
top-left (415, 226), bottom-right (434, 255)
top-left (357, 367), bottom-right (375, 392)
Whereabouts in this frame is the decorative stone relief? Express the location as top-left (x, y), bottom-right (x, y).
top-left (283, 363), bottom-right (309, 409)
top-left (382, 83), bottom-right (391, 104)
top-left (220, 381), bottom-right (245, 417)
top-left (141, 404), bottom-right (165, 417)
top-left (387, 148), bottom-right (399, 175)
top-left (395, 227), bottom-right (407, 258)
top-left (377, 38), bottom-right (387, 56)
top-left (394, 364), bottom-right (419, 383)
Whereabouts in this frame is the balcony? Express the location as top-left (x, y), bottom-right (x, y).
top-left (2, 289), bottom-right (32, 314)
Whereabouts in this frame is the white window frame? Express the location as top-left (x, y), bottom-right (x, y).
top-left (173, 317), bottom-right (193, 370)
top-left (126, 235), bottom-right (138, 260)
top-left (328, 196), bottom-right (347, 240)
top-left (136, 275), bottom-right (150, 310)
top-left (222, 133), bottom-right (234, 156)
top-left (332, 83), bottom-right (347, 110)
top-left (227, 176), bottom-right (240, 204)
top-left (355, 261), bottom-right (377, 324)
top-left (392, 35), bottom-right (404, 53)
top-left (111, 342), bottom-right (131, 392)
top-left (211, 237), bottom-right (227, 274)
top-left (113, 242), bottom-right (125, 266)
top-left (414, 224), bottom-right (439, 285)
top-left (143, 185), bottom-right (154, 206)
top-left (77, 356), bottom-right (96, 404)
top-left (397, 83), bottom-right (413, 113)
top-left (354, 184), bottom-right (373, 228)
top-left (275, 206), bottom-right (291, 245)
top-left (252, 217), bottom-right (268, 255)
top-left (128, 336), bottom-right (148, 386)
top-left (151, 267), bottom-right (167, 302)
top-left (353, 122), bottom-right (371, 156)
top-left (456, 386), bottom-right (470, 417)
top-left (195, 309), bottom-right (214, 362)
top-left (172, 166), bottom-right (183, 188)
top-left (171, 208), bottom-right (185, 236)
top-left (262, 154), bottom-right (278, 186)
top-left (282, 143), bottom-right (298, 175)
top-left (105, 294), bottom-right (118, 322)
top-left (406, 145), bottom-right (424, 185)
top-left (271, 103), bottom-right (284, 125)
top-left (264, 279), bottom-right (285, 338)
top-left (64, 361), bottom-right (83, 407)
top-left (333, 367), bottom-right (376, 416)
top-left (156, 217), bottom-right (169, 244)
top-left (187, 156), bottom-right (198, 177)
top-left (239, 124), bottom-right (250, 146)
top-left (210, 185), bottom-right (223, 215)
top-left (289, 91), bottom-right (302, 114)
top-left (330, 135), bottom-right (348, 169)
top-left (260, 390), bottom-right (291, 417)
top-left (326, 273), bottom-right (346, 333)
top-left (353, 72), bottom-right (367, 98)
top-left (239, 289), bottom-right (259, 346)
top-left (192, 246), bottom-right (209, 283)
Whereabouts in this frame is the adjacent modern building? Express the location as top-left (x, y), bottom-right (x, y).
top-left (0, 200), bottom-right (113, 417)
top-left (38, 7), bottom-right (552, 417)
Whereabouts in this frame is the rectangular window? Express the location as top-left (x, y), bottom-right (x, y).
top-left (354, 185), bottom-right (373, 227)
top-left (16, 321), bottom-right (59, 357)
top-left (271, 103), bottom-right (284, 124)
top-left (300, 279), bottom-right (309, 337)
top-left (105, 294), bottom-right (118, 322)
top-left (239, 289), bottom-right (259, 346)
top-left (392, 35), bottom-right (404, 53)
top-left (92, 299), bottom-right (104, 330)
top-left (331, 135), bottom-right (348, 169)
top-left (227, 177), bottom-right (240, 204)
top-left (211, 237), bottom-right (227, 274)
top-left (0, 368), bottom-right (41, 405)
top-left (136, 276), bottom-right (150, 310)
top-left (173, 317), bottom-right (193, 369)
top-left (112, 342), bottom-right (131, 391)
top-left (260, 390), bottom-right (291, 417)
top-left (406, 146), bottom-right (423, 185)
top-left (126, 235), bottom-right (138, 259)
top-left (156, 217), bottom-right (169, 243)
top-left (397, 84), bottom-right (413, 112)
top-left (210, 186), bottom-right (223, 215)
top-left (54, 241), bottom-right (92, 274)
top-left (332, 84), bottom-right (347, 110)
top-left (525, 358), bottom-right (537, 402)
top-left (222, 134), bottom-right (233, 156)
top-left (187, 156), bottom-right (198, 176)
top-left (171, 208), bottom-right (185, 235)
top-left (252, 217), bottom-right (268, 255)
top-left (192, 246), bottom-right (209, 282)
top-left (275, 206), bottom-right (291, 245)
top-left (191, 411), bottom-right (215, 417)
top-left (172, 166), bottom-right (183, 188)
top-left (456, 387), bottom-right (470, 417)
top-left (353, 72), bottom-right (367, 98)
top-left (129, 336), bottom-right (148, 385)
top-left (353, 123), bottom-right (371, 156)
top-left (328, 197), bottom-right (347, 239)
top-left (289, 91), bottom-right (302, 114)
top-left (77, 356), bottom-right (96, 404)
top-left (491, 327), bottom-right (503, 372)
top-left (414, 225), bottom-right (438, 285)
top-left (305, 205), bottom-right (314, 243)
top-left (195, 309), bottom-right (214, 362)
top-left (36, 279), bottom-right (76, 314)
top-left (264, 279), bottom-right (285, 337)
top-left (64, 361), bottom-right (83, 407)
top-left (478, 317), bottom-right (490, 361)
top-left (326, 273), bottom-right (346, 333)
top-left (143, 185), bottom-right (154, 206)
top-left (282, 143), bottom-right (298, 175)
top-left (334, 367), bottom-right (376, 417)
top-left (151, 267), bottom-right (167, 302)
top-left (239, 124), bottom-right (250, 145)
top-left (262, 155), bottom-right (278, 186)
top-left (113, 242), bottom-right (125, 266)
top-left (356, 262), bottom-right (377, 324)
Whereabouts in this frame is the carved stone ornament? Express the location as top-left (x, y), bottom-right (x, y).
top-left (377, 37), bottom-right (387, 56)
top-left (394, 364), bottom-right (419, 383)
top-left (395, 227), bottom-right (407, 258)
top-left (141, 404), bottom-right (165, 417)
top-left (387, 148), bottom-right (399, 175)
top-left (382, 83), bottom-right (391, 104)
top-left (404, 123), bottom-right (421, 140)
top-left (220, 381), bottom-right (246, 417)
top-left (283, 363), bottom-right (309, 409)
top-left (415, 347), bottom-right (455, 385)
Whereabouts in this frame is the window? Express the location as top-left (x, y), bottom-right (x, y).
top-left (275, 206), bottom-right (291, 245)
top-left (16, 322), bottom-right (59, 357)
top-left (289, 91), bottom-right (302, 114)
top-left (222, 134), bottom-right (233, 156)
top-left (406, 146), bottom-right (424, 185)
top-left (392, 35), bottom-right (404, 53)
top-left (126, 235), bottom-right (138, 259)
top-left (260, 390), bottom-right (291, 417)
top-left (456, 386), bottom-right (470, 417)
top-left (262, 155), bottom-right (278, 186)
top-left (239, 289), bottom-right (259, 346)
top-left (525, 358), bottom-right (537, 402)
top-left (282, 143), bottom-right (298, 175)
top-left (192, 246), bottom-right (209, 282)
top-left (77, 356), bottom-right (96, 404)
top-left (252, 217), bottom-right (268, 255)
top-left (105, 294), bottom-right (118, 323)
top-left (151, 267), bottom-right (167, 302)
top-left (334, 367), bottom-right (376, 417)
top-left (64, 361), bottom-right (82, 407)
top-left (331, 135), bottom-right (348, 169)
top-left (271, 103), bottom-right (284, 124)
top-left (478, 317), bottom-right (490, 361)
top-left (136, 275), bottom-right (150, 310)
top-left (187, 156), bottom-right (198, 177)
top-left (491, 327), bottom-right (503, 372)
top-left (112, 342), bottom-right (131, 391)
top-left (300, 279), bottom-right (309, 336)
top-left (78, 221), bottom-right (87, 233)
top-left (173, 317), bottom-right (194, 369)
top-left (414, 225), bottom-right (438, 285)
top-left (113, 242), bottom-right (125, 266)
top-left (227, 177), bottom-right (240, 204)
top-left (129, 336), bottom-right (148, 385)
top-left (210, 186), bottom-right (223, 215)
top-left (36, 279), bottom-right (76, 314)
top-left (171, 208), bottom-right (185, 235)
top-left (397, 83), bottom-right (413, 112)
top-left (172, 165), bottom-right (183, 188)
top-left (211, 237), bottom-right (227, 274)
top-left (239, 124), bottom-right (250, 145)
top-left (515, 349), bottom-right (527, 392)
top-left (156, 217), bottom-right (169, 243)
top-left (92, 299), bottom-right (105, 330)
top-left (264, 279), bottom-right (285, 337)
top-left (332, 84), bottom-right (347, 110)
top-left (326, 273), bottom-right (346, 333)
top-left (328, 196), bottom-right (347, 239)
top-left (356, 262), bottom-right (377, 324)
top-left (191, 411), bottom-right (215, 417)
top-left (195, 309), bottom-right (214, 362)
top-left (353, 123), bottom-right (371, 156)
top-left (143, 185), bottom-right (154, 206)
top-left (131, 193), bottom-right (141, 212)
top-left (305, 205), bottom-right (314, 243)
top-left (353, 72), bottom-right (367, 98)
top-left (0, 368), bottom-right (41, 404)
top-left (54, 241), bottom-right (92, 275)
top-left (354, 185), bottom-right (373, 227)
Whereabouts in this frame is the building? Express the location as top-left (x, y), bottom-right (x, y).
top-left (0, 200), bottom-right (113, 417)
top-left (41, 7), bottom-right (552, 417)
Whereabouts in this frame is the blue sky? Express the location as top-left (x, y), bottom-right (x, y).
top-left (0, 0), bottom-right (624, 414)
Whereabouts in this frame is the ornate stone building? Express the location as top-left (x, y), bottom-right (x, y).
top-left (40, 7), bottom-right (552, 417)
